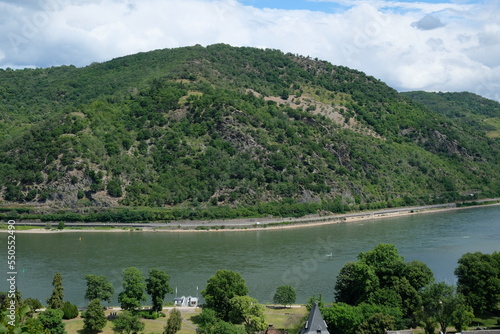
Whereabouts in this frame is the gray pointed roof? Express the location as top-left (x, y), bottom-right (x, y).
top-left (300, 303), bottom-right (330, 334)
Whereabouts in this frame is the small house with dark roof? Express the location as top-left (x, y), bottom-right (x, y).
top-left (300, 303), bottom-right (330, 334)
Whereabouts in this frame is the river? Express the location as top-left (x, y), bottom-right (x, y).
top-left (2, 205), bottom-right (499, 307)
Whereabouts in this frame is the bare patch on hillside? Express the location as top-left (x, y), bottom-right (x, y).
top-left (264, 94), bottom-right (383, 139)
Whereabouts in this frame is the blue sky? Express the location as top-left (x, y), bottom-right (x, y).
top-left (241, 0), bottom-right (479, 13)
top-left (239, 0), bottom-right (347, 11)
top-left (0, 0), bottom-right (499, 101)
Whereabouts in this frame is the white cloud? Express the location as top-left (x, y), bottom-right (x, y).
top-left (411, 14), bottom-right (445, 30)
top-left (0, 0), bottom-right (499, 101)
top-left (313, 0), bottom-right (475, 14)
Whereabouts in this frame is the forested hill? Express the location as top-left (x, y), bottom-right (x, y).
top-left (1, 44), bottom-right (499, 218)
top-left (401, 91), bottom-right (500, 139)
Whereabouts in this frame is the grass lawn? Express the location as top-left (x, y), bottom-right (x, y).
top-left (0, 224), bottom-right (42, 231)
top-left (263, 305), bottom-right (307, 331)
top-left (403, 313), bottom-right (500, 334)
top-left (63, 309), bottom-right (201, 334)
top-left (61, 306), bottom-right (307, 334)
top-left (472, 313), bottom-right (500, 330)
top-left (63, 316), bottom-right (167, 334)
top-left (63, 316), bottom-right (185, 334)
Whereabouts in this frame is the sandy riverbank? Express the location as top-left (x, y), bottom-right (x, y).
top-left (2, 200), bottom-right (498, 234)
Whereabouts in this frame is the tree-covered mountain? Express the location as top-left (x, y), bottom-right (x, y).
top-left (401, 91), bottom-right (500, 138)
top-left (1, 44), bottom-right (499, 218)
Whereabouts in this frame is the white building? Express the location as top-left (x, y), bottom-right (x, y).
top-left (173, 296), bottom-right (198, 307)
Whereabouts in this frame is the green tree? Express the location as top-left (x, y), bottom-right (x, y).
top-left (455, 251), bottom-right (500, 314)
top-left (321, 302), bottom-right (401, 334)
top-left (196, 308), bottom-right (246, 334)
top-left (112, 311), bottom-right (145, 334)
top-left (77, 189), bottom-right (85, 199)
top-left (107, 179), bottom-right (123, 197)
top-left (0, 291), bottom-right (9, 310)
top-left (228, 296), bottom-right (266, 333)
top-left (406, 260), bottom-right (435, 291)
top-left (118, 267), bottom-right (146, 312)
top-left (145, 268), bottom-right (174, 312)
top-left (61, 301), bottom-right (79, 319)
top-left (357, 244), bottom-right (406, 287)
top-left (390, 276), bottom-right (422, 318)
top-left (38, 308), bottom-right (65, 334)
top-left (414, 307), bottom-right (437, 334)
top-left (306, 294), bottom-right (325, 311)
top-left (0, 305), bottom-right (45, 334)
top-left (334, 244), bottom-right (434, 319)
top-left (356, 303), bottom-right (402, 325)
top-left (23, 298), bottom-right (43, 313)
top-left (84, 299), bottom-right (107, 333)
top-left (321, 302), bottom-right (363, 334)
top-left (85, 274), bottom-right (115, 304)
top-left (0, 301), bottom-right (37, 333)
top-left (273, 285), bottom-right (296, 308)
top-left (451, 296), bottom-right (474, 333)
top-left (198, 320), bottom-right (246, 334)
top-left (164, 308), bottom-right (182, 334)
top-left (46, 273), bottom-right (64, 310)
top-left (420, 282), bottom-right (457, 334)
top-left (366, 287), bottom-right (402, 310)
top-left (357, 313), bottom-right (395, 334)
top-left (196, 308), bottom-right (219, 328)
top-left (334, 261), bottom-right (379, 305)
top-left (201, 270), bottom-right (249, 321)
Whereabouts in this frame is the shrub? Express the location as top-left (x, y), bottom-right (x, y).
top-left (138, 310), bottom-right (159, 319)
top-left (77, 190), bottom-right (85, 199)
top-left (84, 299), bottom-right (107, 332)
top-left (61, 301), bottom-right (79, 319)
top-left (24, 298), bottom-right (43, 312)
top-left (107, 179), bottom-right (123, 197)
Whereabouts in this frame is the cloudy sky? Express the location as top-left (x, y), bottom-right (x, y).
top-left (0, 0), bottom-right (499, 101)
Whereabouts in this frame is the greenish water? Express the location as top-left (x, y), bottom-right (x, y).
top-left (2, 205), bottom-right (499, 307)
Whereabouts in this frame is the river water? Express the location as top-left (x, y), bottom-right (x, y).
top-left (2, 205), bottom-right (499, 307)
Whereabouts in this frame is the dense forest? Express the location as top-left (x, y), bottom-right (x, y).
top-left (401, 91), bottom-right (500, 139)
top-left (1, 44), bottom-right (499, 220)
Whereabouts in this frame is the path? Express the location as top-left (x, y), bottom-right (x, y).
top-left (7, 198), bottom-right (500, 232)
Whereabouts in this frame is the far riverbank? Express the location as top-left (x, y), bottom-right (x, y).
top-left (2, 199), bottom-right (499, 234)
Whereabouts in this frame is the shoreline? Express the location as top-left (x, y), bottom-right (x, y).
top-left (2, 200), bottom-right (499, 234)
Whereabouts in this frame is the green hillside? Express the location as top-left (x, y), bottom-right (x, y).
top-left (1, 44), bottom-right (499, 220)
top-left (401, 90), bottom-right (500, 138)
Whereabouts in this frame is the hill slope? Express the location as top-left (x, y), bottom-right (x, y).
top-left (401, 91), bottom-right (500, 138)
top-left (1, 44), bottom-right (499, 217)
